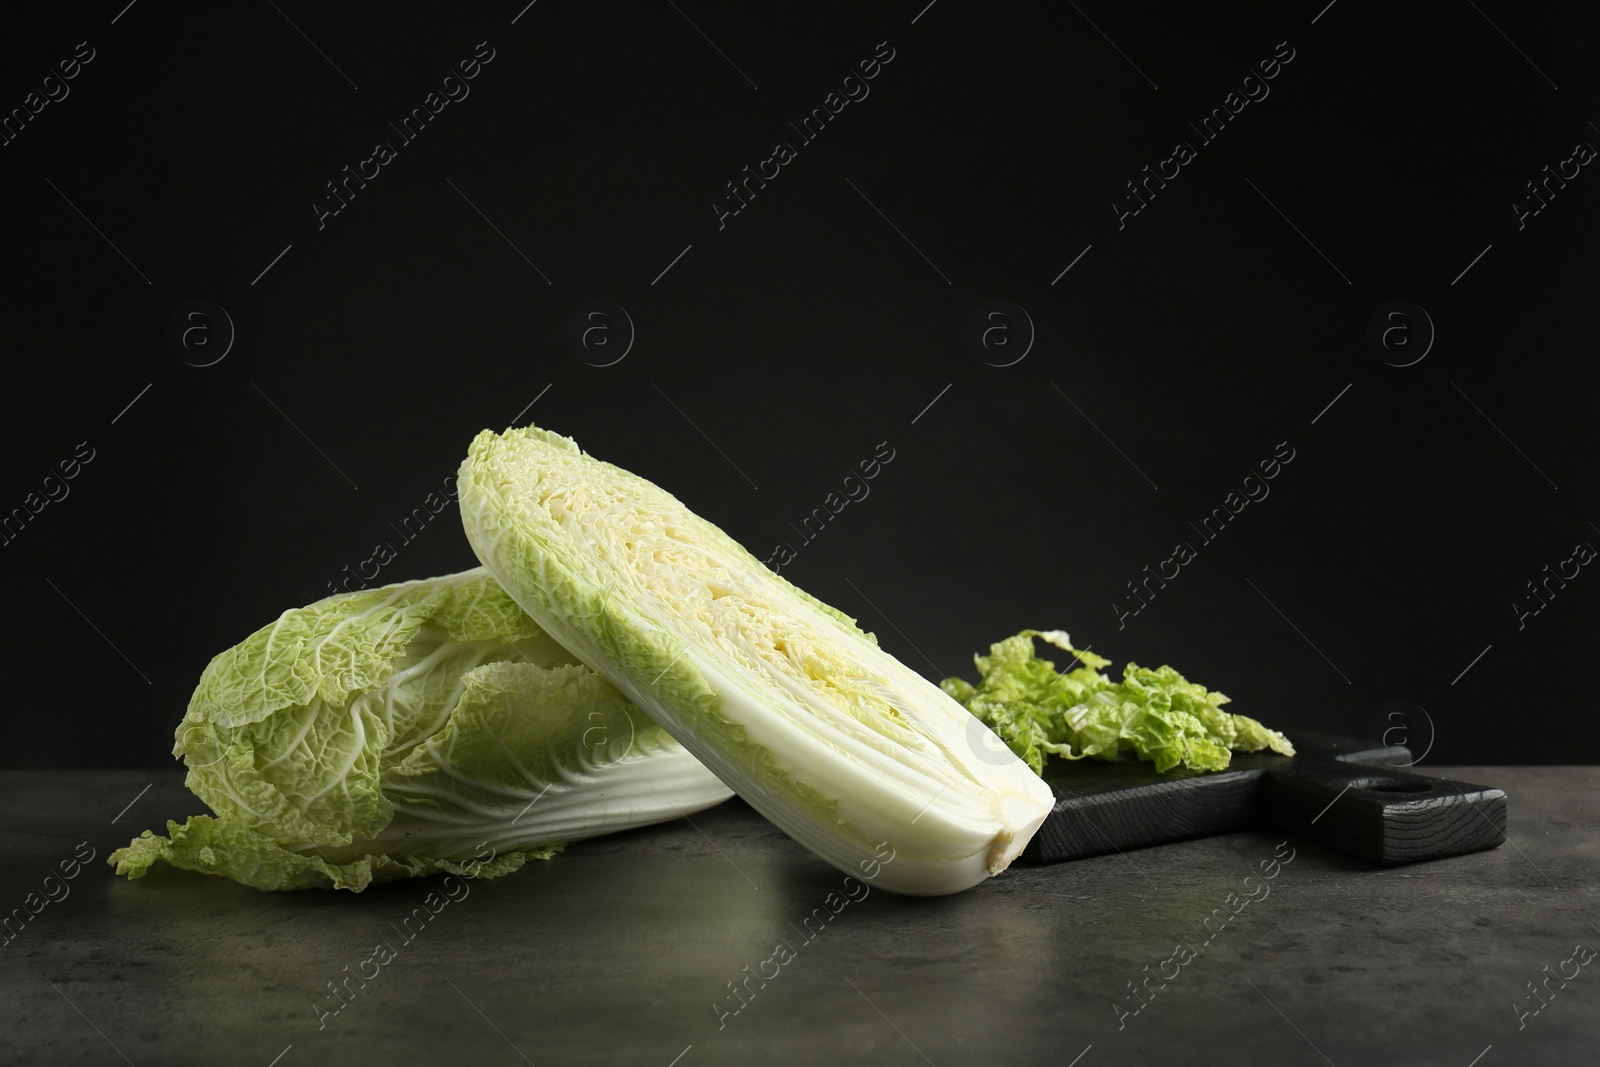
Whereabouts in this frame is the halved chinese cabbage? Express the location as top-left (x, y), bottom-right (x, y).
top-left (110, 567), bottom-right (732, 891)
top-left (458, 425), bottom-right (1055, 896)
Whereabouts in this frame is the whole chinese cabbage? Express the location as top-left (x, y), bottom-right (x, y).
top-left (110, 568), bottom-right (732, 891)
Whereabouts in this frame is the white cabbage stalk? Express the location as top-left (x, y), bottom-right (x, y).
top-left (111, 567), bottom-right (732, 891)
top-left (459, 425), bottom-right (1056, 895)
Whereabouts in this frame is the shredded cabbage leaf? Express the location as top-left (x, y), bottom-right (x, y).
top-left (940, 629), bottom-right (1294, 775)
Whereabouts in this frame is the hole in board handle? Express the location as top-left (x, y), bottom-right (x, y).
top-left (1345, 776), bottom-right (1435, 794)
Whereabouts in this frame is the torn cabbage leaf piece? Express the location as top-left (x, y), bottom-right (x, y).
top-left (940, 628), bottom-right (1295, 775)
top-left (458, 424), bottom-right (1056, 896)
top-left (110, 568), bottom-right (732, 891)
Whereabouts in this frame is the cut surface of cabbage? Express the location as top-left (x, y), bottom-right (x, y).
top-left (459, 425), bottom-right (1056, 895)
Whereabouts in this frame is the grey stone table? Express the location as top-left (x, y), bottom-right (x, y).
top-left (2, 768), bottom-right (1594, 1066)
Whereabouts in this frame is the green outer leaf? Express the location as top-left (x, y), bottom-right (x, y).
top-left (940, 628), bottom-right (1295, 775)
top-left (173, 569), bottom-right (557, 853)
top-left (191, 568), bottom-right (546, 731)
top-left (110, 816), bottom-right (557, 892)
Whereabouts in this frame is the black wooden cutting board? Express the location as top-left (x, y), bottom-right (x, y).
top-left (1020, 731), bottom-right (1507, 865)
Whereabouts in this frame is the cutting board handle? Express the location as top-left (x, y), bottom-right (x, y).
top-left (1260, 758), bottom-right (1507, 865)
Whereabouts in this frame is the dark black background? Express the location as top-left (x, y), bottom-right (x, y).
top-left (3, 1), bottom-right (1594, 768)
